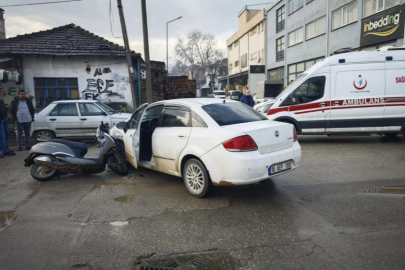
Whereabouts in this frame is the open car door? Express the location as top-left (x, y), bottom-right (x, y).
top-left (122, 103), bottom-right (148, 168)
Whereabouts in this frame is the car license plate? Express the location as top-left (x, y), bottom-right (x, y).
top-left (269, 161), bottom-right (292, 175)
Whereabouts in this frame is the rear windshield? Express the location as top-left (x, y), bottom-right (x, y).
top-left (231, 91), bottom-right (240, 96)
top-left (202, 102), bottom-right (267, 126)
top-left (214, 91), bottom-right (225, 95)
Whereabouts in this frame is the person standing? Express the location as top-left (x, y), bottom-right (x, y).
top-left (0, 88), bottom-right (13, 154)
top-left (9, 90), bottom-right (35, 151)
top-left (240, 89), bottom-right (254, 107)
top-left (0, 90), bottom-right (15, 157)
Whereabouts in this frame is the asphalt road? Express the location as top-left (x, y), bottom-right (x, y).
top-left (0, 135), bottom-right (404, 270)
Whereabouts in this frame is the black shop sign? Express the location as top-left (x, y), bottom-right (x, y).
top-left (361, 5), bottom-right (405, 47)
top-left (250, 65), bottom-right (265, 74)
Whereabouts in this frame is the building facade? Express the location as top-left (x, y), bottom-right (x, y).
top-left (225, 7), bottom-right (267, 93)
top-left (0, 24), bottom-right (144, 112)
top-left (266, 0), bottom-right (405, 93)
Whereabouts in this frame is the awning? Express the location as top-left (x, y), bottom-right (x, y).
top-left (265, 79), bottom-right (284, 85)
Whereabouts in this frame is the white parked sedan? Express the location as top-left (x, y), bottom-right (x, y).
top-left (110, 99), bottom-right (301, 197)
top-left (31, 100), bottom-right (131, 142)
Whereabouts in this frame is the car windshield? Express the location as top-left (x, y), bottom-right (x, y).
top-left (214, 91), bottom-right (225, 95)
top-left (275, 74), bottom-right (306, 100)
top-left (96, 102), bottom-right (117, 115)
top-left (202, 102), bottom-right (267, 126)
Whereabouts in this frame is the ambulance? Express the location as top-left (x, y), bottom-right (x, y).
top-left (264, 48), bottom-right (405, 137)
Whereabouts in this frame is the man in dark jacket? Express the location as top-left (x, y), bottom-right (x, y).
top-left (0, 88), bottom-right (15, 157)
top-left (240, 89), bottom-right (254, 107)
top-left (9, 90), bottom-right (35, 151)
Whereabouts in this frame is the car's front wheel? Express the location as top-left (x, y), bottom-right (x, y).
top-left (183, 159), bottom-right (213, 198)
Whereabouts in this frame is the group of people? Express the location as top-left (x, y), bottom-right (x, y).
top-left (0, 88), bottom-right (35, 158)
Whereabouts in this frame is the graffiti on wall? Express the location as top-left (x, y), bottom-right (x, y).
top-left (0, 83), bottom-right (33, 108)
top-left (82, 67), bottom-right (128, 101)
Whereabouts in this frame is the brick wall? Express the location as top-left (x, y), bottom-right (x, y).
top-left (141, 61), bottom-right (196, 103)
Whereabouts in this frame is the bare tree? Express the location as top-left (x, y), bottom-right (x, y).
top-left (174, 29), bottom-right (226, 91)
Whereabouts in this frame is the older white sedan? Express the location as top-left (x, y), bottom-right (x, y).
top-left (110, 99), bottom-right (301, 197)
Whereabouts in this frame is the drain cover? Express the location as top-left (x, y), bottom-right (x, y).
top-left (135, 251), bottom-right (235, 270)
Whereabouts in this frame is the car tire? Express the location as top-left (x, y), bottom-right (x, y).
top-left (383, 133), bottom-right (399, 138)
top-left (115, 140), bottom-right (126, 161)
top-left (183, 159), bottom-right (213, 198)
top-left (34, 130), bottom-right (55, 143)
top-left (30, 163), bottom-right (57, 181)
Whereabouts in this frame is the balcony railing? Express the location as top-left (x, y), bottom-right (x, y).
top-left (276, 20), bottom-right (285, 33)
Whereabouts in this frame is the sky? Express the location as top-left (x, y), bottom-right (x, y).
top-left (1, 0), bottom-right (271, 68)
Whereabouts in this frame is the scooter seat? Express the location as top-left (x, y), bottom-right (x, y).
top-left (51, 139), bottom-right (88, 157)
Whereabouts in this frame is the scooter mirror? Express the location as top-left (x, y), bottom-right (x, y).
top-left (116, 122), bottom-right (127, 133)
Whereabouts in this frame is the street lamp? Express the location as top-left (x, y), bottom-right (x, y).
top-left (166, 16), bottom-right (182, 73)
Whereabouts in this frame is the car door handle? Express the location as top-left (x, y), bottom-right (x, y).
top-left (80, 118), bottom-right (87, 121)
top-left (319, 103), bottom-right (327, 107)
top-left (50, 118), bottom-right (56, 121)
top-left (178, 134), bottom-right (186, 139)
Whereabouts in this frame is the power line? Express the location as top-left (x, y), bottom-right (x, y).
top-left (0, 0), bottom-right (82, 8)
top-left (109, 0), bottom-right (121, 38)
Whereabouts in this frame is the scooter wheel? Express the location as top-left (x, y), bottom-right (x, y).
top-left (108, 157), bottom-right (129, 176)
top-left (30, 163), bottom-right (57, 181)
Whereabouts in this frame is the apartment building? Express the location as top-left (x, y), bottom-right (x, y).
top-left (266, 0), bottom-right (405, 95)
top-left (224, 7), bottom-right (267, 93)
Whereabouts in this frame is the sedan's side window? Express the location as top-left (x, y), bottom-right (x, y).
top-left (50, 103), bottom-right (78, 116)
top-left (192, 111), bottom-right (207, 127)
top-left (160, 109), bottom-right (190, 127)
top-left (79, 103), bottom-right (104, 116)
top-left (281, 76), bottom-right (326, 106)
top-left (129, 110), bottom-right (143, 129)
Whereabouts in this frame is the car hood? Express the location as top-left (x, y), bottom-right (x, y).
top-left (253, 99), bottom-right (275, 109)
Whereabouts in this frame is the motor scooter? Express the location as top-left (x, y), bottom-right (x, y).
top-left (24, 122), bottom-right (128, 181)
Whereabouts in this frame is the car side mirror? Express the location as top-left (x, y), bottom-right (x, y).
top-left (116, 121), bottom-right (127, 133)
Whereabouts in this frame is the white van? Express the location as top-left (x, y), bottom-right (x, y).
top-left (264, 50), bottom-right (405, 137)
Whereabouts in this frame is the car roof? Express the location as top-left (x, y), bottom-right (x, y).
top-left (154, 98), bottom-right (238, 107)
top-left (52, 100), bottom-right (98, 104)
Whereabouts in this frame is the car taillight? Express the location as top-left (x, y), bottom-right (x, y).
top-left (293, 127), bottom-right (298, 142)
top-left (223, 135), bottom-right (258, 152)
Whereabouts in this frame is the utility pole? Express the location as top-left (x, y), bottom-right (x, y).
top-left (117, 0), bottom-right (137, 110)
top-left (141, 0), bottom-right (152, 103)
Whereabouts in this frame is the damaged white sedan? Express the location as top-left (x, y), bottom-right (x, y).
top-left (110, 99), bottom-right (301, 197)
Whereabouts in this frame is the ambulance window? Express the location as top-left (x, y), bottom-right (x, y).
top-left (281, 76), bottom-right (325, 106)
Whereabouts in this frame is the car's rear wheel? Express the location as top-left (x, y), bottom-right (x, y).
top-left (183, 159), bottom-right (213, 198)
top-left (34, 130), bottom-right (55, 143)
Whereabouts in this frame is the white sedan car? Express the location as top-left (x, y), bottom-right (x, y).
top-left (110, 99), bottom-right (301, 197)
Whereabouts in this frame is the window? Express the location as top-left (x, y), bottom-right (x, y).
top-left (287, 57), bottom-right (324, 83)
top-left (234, 61), bottom-right (239, 67)
top-left (276, 37), bottom-right (285, 62)
top-left (332, 1), bottom-right (358, 30)
top-left (79, 103), bottom-right (104, 116)
top-left (234, 40), bottom-right (239, 48)
top-left (96, 102), bottom-right (116, 115)
top-left (276, 6), bottom-right (286, 32)
top-left (288, 0), bottom-right (304, 14)
top-left (34, 78), bottom-right (79, 108)
top-left (142, 105), bottom-right (163, 122)
top-left (250, 26), bottom-right (257, 35)
top-left (192, 112), bottom-right (207, 127)
top-left (288, 27), bottom-right (304, 47)
top-left (268, 67), bottom-right (284, 80)
top-left (241, 54), bottom-right (248, 68)
top-left (202, 103), bottom-right (267, 126)
top-left (251, 52), bottom-right (258, 60)
top-left (129, 107), bottom-right (146, 129)
top-left (50, 103), bottom-right (78, 116)
top-left (364, 0), bottom-right (400, 17)
top-left (306, 16), bottom-right (326, 40)
top-left (228, 45), bottom-right (232, 51)
top-left (229, 63), bottom-right (233, 70)
top-left (281, 76), bottom-right (326, 106)
top-left (160, 109), bottom-right (190, 127)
